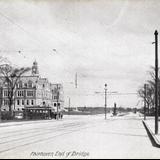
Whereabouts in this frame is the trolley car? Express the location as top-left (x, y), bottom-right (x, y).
top-left (23, 105), bottom-right (63, 120)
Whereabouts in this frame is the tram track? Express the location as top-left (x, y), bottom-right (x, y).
top-left (0, 121), bottom-right (85, 139)
top-left (0, 119), bottom-right (106, 154)
top-left (0, 123), bottom-right (84, 144)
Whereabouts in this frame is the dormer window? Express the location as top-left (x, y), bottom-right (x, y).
top-left (28, 80), bottom-right (33, 88)
top-left (18, 81), bottom-right (23, 88)
top-left (24, 83), bottom-right (27, 88)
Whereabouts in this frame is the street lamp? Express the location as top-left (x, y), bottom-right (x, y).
top-left (105, 84), bottom-right (107, 120)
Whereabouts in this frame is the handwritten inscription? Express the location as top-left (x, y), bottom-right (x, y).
top-left (30, 151), bottom-right (90, 158)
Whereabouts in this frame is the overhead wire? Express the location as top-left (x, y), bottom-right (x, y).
top-left (0, 11), bottom-right (60, 57)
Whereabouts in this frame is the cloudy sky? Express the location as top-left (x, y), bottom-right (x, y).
top-left (0, 0), bottom-right (159, 108)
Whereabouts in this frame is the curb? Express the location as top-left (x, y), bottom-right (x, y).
top-left (142, 120), bottom-right (160, 148)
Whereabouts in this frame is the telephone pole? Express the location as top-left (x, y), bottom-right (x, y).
top-left (104, 84), bottom-right (107, 120)
top-left (155, 30), bottom-right (159, 134)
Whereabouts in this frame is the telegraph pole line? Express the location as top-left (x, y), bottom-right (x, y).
top-left (155, 30), bottom-right (159, 134)
top-left (104, 84), bottom-right (107, 120)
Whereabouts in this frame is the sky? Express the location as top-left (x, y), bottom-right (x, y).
top-left (0, 0), bottom-right (159, 108)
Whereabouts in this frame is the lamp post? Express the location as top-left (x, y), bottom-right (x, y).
top-left (105, 84), bottom-right (107, 120)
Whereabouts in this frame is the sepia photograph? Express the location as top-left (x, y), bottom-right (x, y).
top-left (0, 0), bottom-right (160, 159)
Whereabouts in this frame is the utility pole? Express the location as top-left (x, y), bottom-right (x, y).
top-left (104, 84), bottom-right (107, 120)
top-left (155, 30), bottom-right (159, 134)
top-left (144, 84), bottom-right (147, 120)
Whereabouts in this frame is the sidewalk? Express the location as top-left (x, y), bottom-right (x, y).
top-left (143, 117), bottom-right (160, 147)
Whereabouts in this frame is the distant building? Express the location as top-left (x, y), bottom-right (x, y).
top-left (0, 61), bottom-right (64, 116)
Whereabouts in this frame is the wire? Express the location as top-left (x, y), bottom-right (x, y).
top-left (0, 11), bottom-right (58, 54)
top-left (65, 92), bottom-right (138, 96)
top-left (0, 12), bottom-right (43, 48)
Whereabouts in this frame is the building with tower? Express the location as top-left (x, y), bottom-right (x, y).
top-left (0, 61), bottom-right (64, 119)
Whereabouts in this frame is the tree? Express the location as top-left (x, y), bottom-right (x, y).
top-left (138, 84), bottom-right (154, 114)
top-left (0, 56), bottom-right (12, 121)
top-left (0, 64), bottom-right (31, 119)
top-left (138, 66), bottom-right (160, 115)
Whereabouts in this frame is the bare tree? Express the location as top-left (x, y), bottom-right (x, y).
top-left (138, 66), bottom-right (160, 115)
top-left (0, 64), bottom-right (31, 119)
top-left (138, 83), bottom-right (154, 114)
top-left (0, 56), bottom-right (11, 121)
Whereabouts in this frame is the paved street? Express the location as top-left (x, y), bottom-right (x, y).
top-left (0, 113), bottom-right (160, 159)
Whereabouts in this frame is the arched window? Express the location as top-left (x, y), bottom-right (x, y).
top-left (27, 100), bottom-right (29, 105)
top-left (17, 100), bottom-right (20, 105)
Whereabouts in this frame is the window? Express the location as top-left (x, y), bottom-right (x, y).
top-left (4, 90), bottom-right (9, 97)
top-left (17, 91), bottom-right (19, 97)
top-left (28, 80), bottom-right (33, 88)
top-left (27, 91), bottom-right (34, 97)
top-left (18, 81), bottom-right (23, 88)
top-left (17, 90), bottom-right (24, 97)
top-left (17, 100), bottom-right (20, 105)
top-left (54, 103), bottom-right (56, 107)
top-left (31, 100), bottom-right (34, 105)
top-left (54, 96), bottom-right (57, 100)
top-left (24, 83), bottom-right (27, 88)
top-left (27, 100), bottom-right (29, 105)
top-left (22, 100), bottom-right (24, 105)
top-left (3, 100), bottom-right (8, 106)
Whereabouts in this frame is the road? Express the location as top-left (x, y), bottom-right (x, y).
top-left (0, 113), bottom-right (160, 159)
